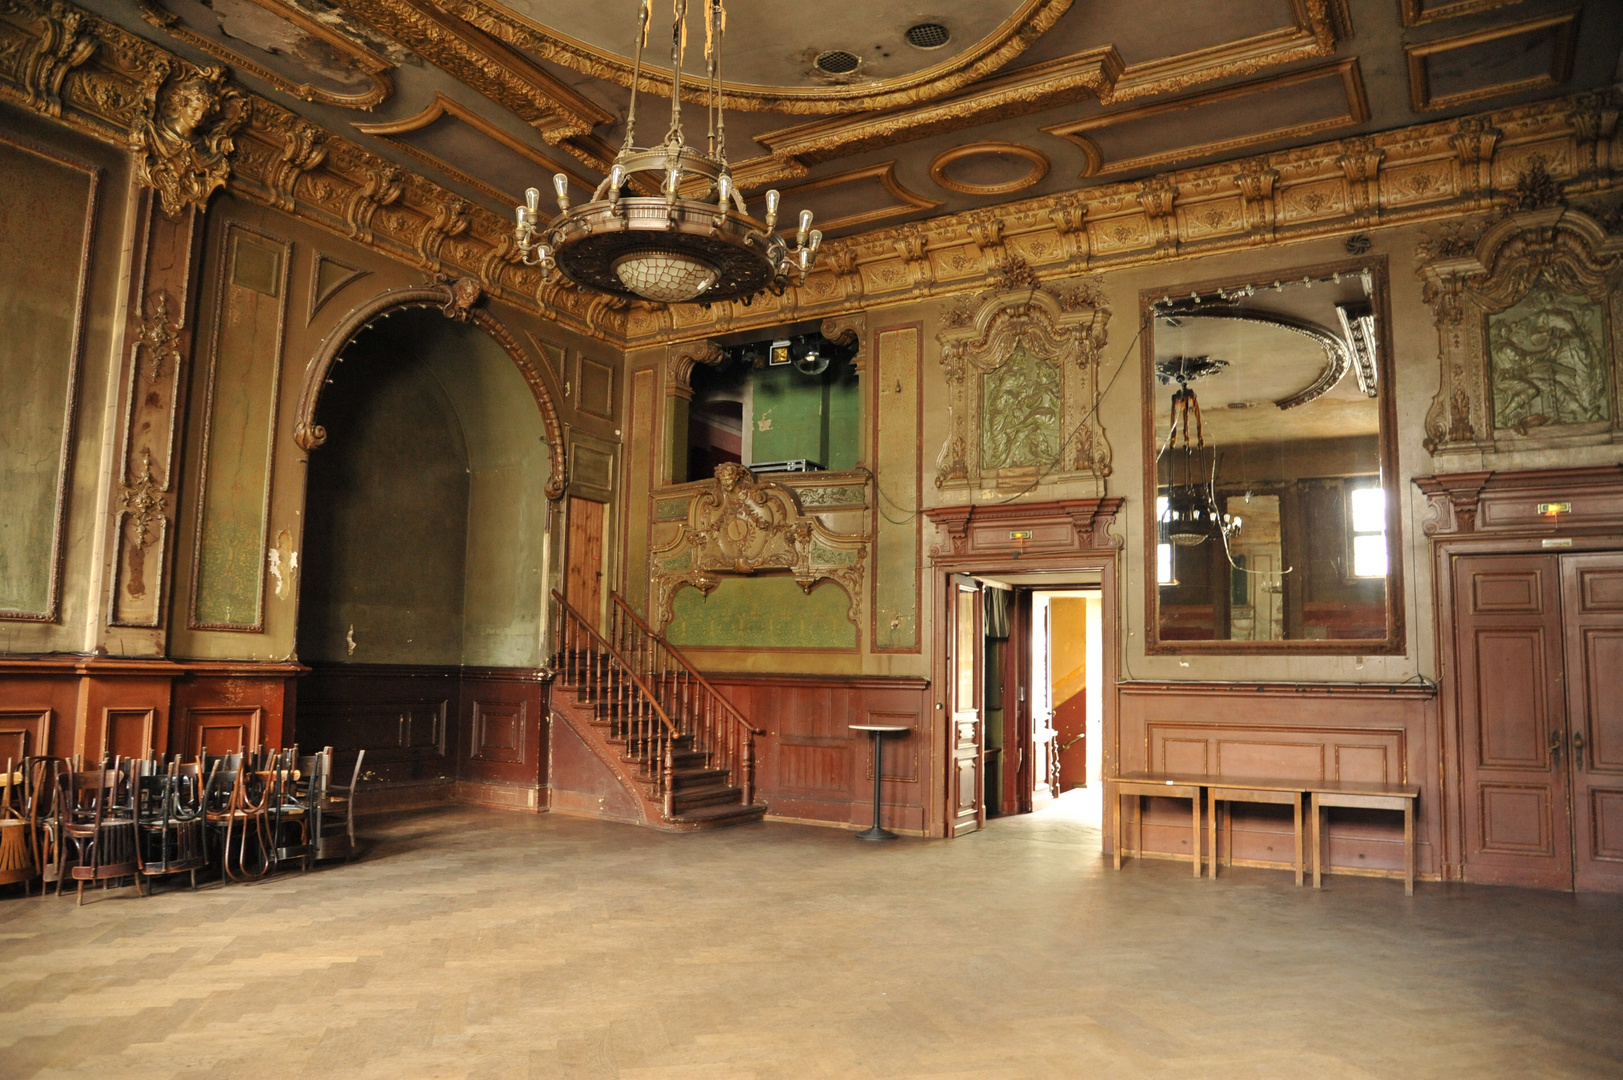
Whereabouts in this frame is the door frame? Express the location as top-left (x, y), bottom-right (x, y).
top-left (1433, 532), bottom-right (1623, 884)
top-left (929, 549), bottom-right (1120, 838)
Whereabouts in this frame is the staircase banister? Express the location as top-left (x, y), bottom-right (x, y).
top-left (550, 589), bottom-right (680, 737)
top-left (610, 592), bottom-right (765, 736)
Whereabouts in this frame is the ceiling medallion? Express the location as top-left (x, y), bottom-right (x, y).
top-left (513, 0), bottom-right (820, 306)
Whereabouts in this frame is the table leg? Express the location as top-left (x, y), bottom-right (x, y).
top-left (1135, 794), bottom-right (1143, 864)
top-left (855, 732), bottom-right (897, 841)
top-left (1311, 793), bottom-right (1323, 889)
top-left (1191, 790), bottom-right (1201, 878)
top-left (1208, 789), bottom-right (1218, 880)
top-left (1404, 801), bottom-right (1414, 896)
top-left (1293, 795), bottom-right (1303, 887)
top-left (1111, 784), bottom-right (1121, 869)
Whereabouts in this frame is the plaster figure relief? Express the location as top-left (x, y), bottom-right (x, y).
top-left (1488, 278), bottom-right (1611, 433)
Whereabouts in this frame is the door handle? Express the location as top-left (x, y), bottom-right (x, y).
top-left (1572, 729), bottom-right (1586, 771)
top-left (1548, 729), bottom-right (1562, 769)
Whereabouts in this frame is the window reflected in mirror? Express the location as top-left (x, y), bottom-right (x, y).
top-left (1143, 261), bottom-right (1401, 652)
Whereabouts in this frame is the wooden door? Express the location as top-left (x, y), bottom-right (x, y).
top-left (1562, 553), bottom-right (1623, 892)
top-left (949, 576), bottom-right (983, 836)
top-left (564, 497), bottom-right (605, 624)
top-left (1454, 554), bottom-right (1573, 888)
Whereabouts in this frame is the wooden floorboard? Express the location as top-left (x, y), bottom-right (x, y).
top-left (1, 799), bottom-right (1621, 1079)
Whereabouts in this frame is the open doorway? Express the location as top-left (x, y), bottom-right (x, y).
top-left (975, 576), bottom-right (1103, 824)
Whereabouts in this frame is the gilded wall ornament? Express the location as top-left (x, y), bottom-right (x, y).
top-left (130, 61), bottom-right (246, 216)
top-left (934, 281), bottom-right (1111, 491)
top-left (648, 463), bottom-right (868, 632)
top-left (1419, 206), bottom-right (1623, 455)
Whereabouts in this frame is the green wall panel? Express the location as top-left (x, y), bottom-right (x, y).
top-left (0, 139), bottom-right (93, 617)
top-left (665, 576), bottom-right (857, 649)
top-left (193, 226), bottom-right (288, 628)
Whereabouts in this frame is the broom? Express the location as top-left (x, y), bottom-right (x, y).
top-left (0, 759), bottom-right (34, 885)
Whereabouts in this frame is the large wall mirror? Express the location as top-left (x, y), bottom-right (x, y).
top-left (1140, 259), bottom-right (1402, 654)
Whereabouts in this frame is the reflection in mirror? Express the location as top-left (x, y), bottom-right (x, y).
top-left (1146, 263), bottom-right (1398, 650)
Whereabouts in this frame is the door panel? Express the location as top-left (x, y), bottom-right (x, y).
top-left (949, 578), bottom-right (982, 836)
top-left (565, 497), bottom-right (605, 624)
top-left (1455, 554), bottom-right (1573, 888)
top-left (1562, 553), bottom-right (1623, 892)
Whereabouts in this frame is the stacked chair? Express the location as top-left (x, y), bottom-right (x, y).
top-left (0, 746), bottom-right (366, 904)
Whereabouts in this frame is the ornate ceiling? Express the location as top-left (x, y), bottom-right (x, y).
top-left (108, 0), bottom-right (1623, 246)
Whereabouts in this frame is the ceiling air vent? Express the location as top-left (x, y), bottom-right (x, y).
top-left (813, 50), bottom-right (861, 75)
top-left (905, 22), bottom-right (951, 49)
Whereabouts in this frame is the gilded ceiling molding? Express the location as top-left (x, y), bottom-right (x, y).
top-left (647, 463), bottom-right (869, 633)
top-left (1399, 0), bottom-right (1527, 28)
top-left (629, 89), bottom-right (1623, 347)
top-left (935, 278), bottom-right (1112, 494)
top-left (1044, 59), bottom-right (1369, 179)
top-left (772, 162), bottom-right (943, 235)
top-left (353, 92), bottom-right (599, 208)
top-left (332, 0), bottom-right (612, 144)
top-left (135, 0), bottom-right (395, 110)
top-left (731, 9), bottom-right (1339, 185)
top-left (0, 0), bottom-right (623, 341)
top-left (1418, 200), bottom-right (1623, 457)
top-left (293, 278), bottom-right (570, 500)
top-left (426, 0), bottom-right (1073, 116)
top-left (1405, 10), bottom-right (1579, 113)
top-left (930, 143), bottom-right (1050, 196)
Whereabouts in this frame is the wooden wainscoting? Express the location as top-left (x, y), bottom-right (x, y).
top-left (0, 659), bottom-right (300, 763)
top-left (702, 673), bottom-right (932, 833)
top-left (296, 664), bottom-right (546, 813)
top-left (1116, 682), bottom-right (1441, 878)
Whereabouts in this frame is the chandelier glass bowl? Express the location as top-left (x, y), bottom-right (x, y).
top-left (513, 0), bottom-right (821, 306)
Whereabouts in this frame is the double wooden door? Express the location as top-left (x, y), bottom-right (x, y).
top-left (1454, 552), bottom-right (1623, 891)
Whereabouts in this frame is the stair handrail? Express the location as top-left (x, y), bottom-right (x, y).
top-left (551, 589), bottom-right (680, 739)
top-left (610, 593), bottom-right (764, 737)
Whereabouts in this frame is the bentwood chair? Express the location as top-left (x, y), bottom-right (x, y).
top-left (0, 760), bottom-right (33, 889)
top-left (63, 758), bottom-right (142, 904)
top-left (312, 747), bottom-right (365, 862)
top-left (137, 759), bottom-right (211, 891)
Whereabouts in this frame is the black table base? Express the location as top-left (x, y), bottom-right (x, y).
top-left (856, 728), bottom-right (899, 842)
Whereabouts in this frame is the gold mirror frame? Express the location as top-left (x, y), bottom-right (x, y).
top-left (1138, 256), bottom-right (1405, 655)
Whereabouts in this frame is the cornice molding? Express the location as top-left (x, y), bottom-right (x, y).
top-left (0, 0), bottom-right (629, 342)
top-left (627, 87), bottom-right (1623, 346)
top-left (3, 1), bottom-right (1618, 355)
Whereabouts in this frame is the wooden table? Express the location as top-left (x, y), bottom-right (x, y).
top-left (1110, 772), bottom-right (1204, 877)
top-left (849, 724), bottom-right (911, 842)
top-left (1308, 780), bottom-right (1421, 895)
top-left (1206, 780), bottom-right (1305, 885)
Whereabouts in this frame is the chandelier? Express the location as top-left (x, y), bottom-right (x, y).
top-left (1156, 355), bottom-right (1241, 547)
top-left (513, 0), bottom-right (821, 305)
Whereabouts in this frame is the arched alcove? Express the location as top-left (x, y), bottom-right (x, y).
top-left (297, 306), bottom-right (552, 666)
top-left (295, 303), bottom-right (555, 810)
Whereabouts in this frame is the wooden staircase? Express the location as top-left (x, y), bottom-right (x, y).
top-left (549, 590), bottom-right (765, 831)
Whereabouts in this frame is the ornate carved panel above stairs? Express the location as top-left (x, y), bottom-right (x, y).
top-left (547, 590), bottom-right (766, 831)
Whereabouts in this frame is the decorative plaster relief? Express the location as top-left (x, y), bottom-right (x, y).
top-left (649, 463), bottom-right (868, 634)
top-left (935, 275), bottom-right (1111, 492)
top-left (1419, 204), bottom-right (1623, 455)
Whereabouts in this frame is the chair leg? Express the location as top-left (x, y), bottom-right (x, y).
top-left (76, 879), bottom-right (84, 906)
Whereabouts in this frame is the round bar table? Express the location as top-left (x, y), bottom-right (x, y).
top-left (849, 724), bottom-right (911, 841)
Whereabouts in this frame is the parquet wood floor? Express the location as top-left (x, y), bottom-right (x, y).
top-left (2, 798), bottom-right (1620, 1079)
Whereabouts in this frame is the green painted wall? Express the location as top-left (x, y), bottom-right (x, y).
top-left (298, 309), bottom-right (549, 667)
top-left (0, 139), bottom-right (92, 616)
top-left (665, 576), bottom-right (857, 649)
top-left (193, 228), bottom-right (288, 628)
top-left (747, 363), bottom-right (860, 470)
